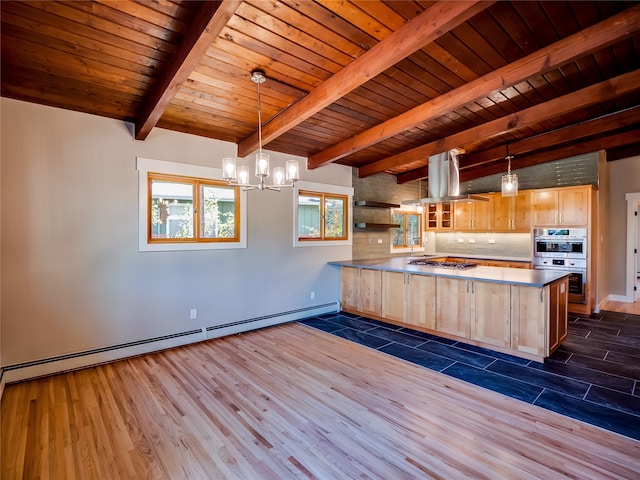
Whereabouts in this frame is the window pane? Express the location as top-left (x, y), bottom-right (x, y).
top-left (150, 180), bottom-right (194, 239)
top-left (408, 214), bottom-right (421, 246)
top-left (299, 194), bottom-right (321, 238)
top-left (200, 184), bottom-right (236, 239)
top-left (392, 213), bottom-right (405, 247)
top-left (324, 196), bottom-right (346, 238)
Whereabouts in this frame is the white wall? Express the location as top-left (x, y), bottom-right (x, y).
top-left (0, 98), bottom-right (352, 379)
top-left (637, 204), bottom-right (640, 275)
top-left (608, 155), bottom-right (640, 296)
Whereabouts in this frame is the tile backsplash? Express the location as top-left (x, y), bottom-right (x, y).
top-left (351, 170), bottom-right (534, 260)
top-left (435, 232), bottom-right (532, 259)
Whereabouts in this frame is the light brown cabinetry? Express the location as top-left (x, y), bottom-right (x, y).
top-left (548, 277), bottom-right (569, 353)
top-left (453, 200), bottom-right (490, 231)
top-left (406, 274), bottom-right (437, 330)
top-left (341, 267), bottom-right (381, 317)
top-left (471, 281), bottom-right (511, 348)
top-left (426, 202), bottom-right (452, 230)
top-left (511, 277), bottom-right (568, 357)
top-left (437, 277), bottom-right (511, 347)
top-left (491, 190), bottom-right (531, 232)
top-left (481, 259), bottom-right (531, 269)
top-left (437, 185), bottom-right (591, 232)
top-left (382, 271), bottom-right (405, 322)
top-left (340, 267), bottom-right (360, 312)
top-left (532, 187), bottom-right (589, 226)
top-left (436, 277), bottom-right (471, 337)
top-left (381, 272), bottom-right (437, 329)
top-left (339, 265), bottom-right (568, 361)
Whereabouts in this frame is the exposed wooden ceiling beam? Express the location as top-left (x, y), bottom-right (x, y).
top-left (134, 0), bottom-right (240, 141)
top-left (360, 68), bottom-right (640, 180)
top-left (236, 0), bottom-right (492, 158)
top-left (607, 142), bottom-right (640, 161)
top-left (458, 129), bottom-right (640, 183)
top-left (460, 106), bottom-right (640, 170)
top-left (395, 129), bottom-right (640, 185)
top-left (309, 4), bottom-right (640, 170)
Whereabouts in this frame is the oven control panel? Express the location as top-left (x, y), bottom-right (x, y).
top-left (533, 257), bottom-right (586, 269)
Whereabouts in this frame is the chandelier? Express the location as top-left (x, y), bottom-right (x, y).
top-left (501, 144), bottom-right (518, 197)
top-left (222, 69), bottom-right (299, 191)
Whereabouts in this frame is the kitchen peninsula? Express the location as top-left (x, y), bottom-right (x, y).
top-left (329, 257), bottom-right (569, 362)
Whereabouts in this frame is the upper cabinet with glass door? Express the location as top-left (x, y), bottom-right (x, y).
top-left (425, 202), bottom-right (452, 231)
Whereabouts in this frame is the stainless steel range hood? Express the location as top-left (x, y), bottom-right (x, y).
top-left (420, 150), bottom-right (489, 203)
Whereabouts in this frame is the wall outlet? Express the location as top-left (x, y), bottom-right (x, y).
top-left (488, 239), bottom-right (496, 244)
top-left (468, 239), bottom-right (476, 243)
top-left (310, 291), bottom-right (316, 300)
top-left (190, 308), bottom-right (198, 319)
top-left (377, 239), bottom-right (383, 244)
top-left (458, 238), bottom-right (465, 243)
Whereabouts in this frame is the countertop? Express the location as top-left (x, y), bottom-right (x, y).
top-left (328, 257), bottom-right (568, 287)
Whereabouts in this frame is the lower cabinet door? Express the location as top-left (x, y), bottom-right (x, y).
top-left (471, 282), bottom-right (511, 348)
top-left (406, 274), bottom-right (436, 330)
top-left (511, 285), bottom-right (546, 357)
top-left (359, 268), bottom-right (382, 317)
top-left (382, 271), bottom-right (406, 322)
top-left (341, 267), bottom-right (360, 311)
top-left (436, 277), bottom-right (471, 338)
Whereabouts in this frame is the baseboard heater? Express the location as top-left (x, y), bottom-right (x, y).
top-left (206, 303), bottom-right (336, 331)
top-left (0, 302), bottom-right (339, 385)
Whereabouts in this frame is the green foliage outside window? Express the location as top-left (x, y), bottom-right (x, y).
top-left (392, 211), bottom-right (422, 248)
top-left (149, 175), bottom-right (239, 243)
top-left (298, 191), bottom-right (348, 241)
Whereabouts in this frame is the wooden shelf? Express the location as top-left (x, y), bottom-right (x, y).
top-left (355, 223), bottom-right (401, 229)
top-left (354, 200), bottom-right (400, 209)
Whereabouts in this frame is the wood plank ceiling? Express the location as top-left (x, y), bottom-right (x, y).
top-left (2, 1), bottom-right (639, 185)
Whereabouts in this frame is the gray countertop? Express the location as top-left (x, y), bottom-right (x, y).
top-left (328, 257), bottom-right (568, 287)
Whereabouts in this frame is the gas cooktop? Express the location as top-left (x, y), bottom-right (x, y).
top-left (407, 259), bottom-right (478, 269)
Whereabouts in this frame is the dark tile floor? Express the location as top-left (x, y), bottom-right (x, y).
top-left (299, 310), bottom-right (640, 442)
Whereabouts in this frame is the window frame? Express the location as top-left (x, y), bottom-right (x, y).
top-left (137, 157), bottom-right (247, 251)
top-left (293, 181), bottom-right (353, 248)
top-left (390, 208), bottom-right (424, 254)
top-left (147, 173), bottom-right (240, 244)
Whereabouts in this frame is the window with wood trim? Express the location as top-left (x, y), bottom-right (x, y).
top-left (148, 173), bottom-right (240, 243)
top-left (392, 211), bottom-right (422, 249)
top-left (298, 190), bottom-right (348, 241)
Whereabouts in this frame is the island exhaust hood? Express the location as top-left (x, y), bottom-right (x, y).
top-left (419, 150), bottom-right (489, 204)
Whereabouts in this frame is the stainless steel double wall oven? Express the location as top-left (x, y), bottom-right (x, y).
top-left (533, 228), bottom-right (588, 304)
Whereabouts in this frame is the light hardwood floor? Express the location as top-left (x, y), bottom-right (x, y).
top-left (600, 299), bottom-right (640, 315)
top-left (2, 323), bottom-right (639, 479)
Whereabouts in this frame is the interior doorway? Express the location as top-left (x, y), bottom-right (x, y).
top-left (626, 192), bottom-right (640, 303)
top-left (636, 203), bottom-right (640, 302)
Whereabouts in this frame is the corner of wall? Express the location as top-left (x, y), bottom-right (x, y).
top-left (596, 150), bottom-right (609, 308)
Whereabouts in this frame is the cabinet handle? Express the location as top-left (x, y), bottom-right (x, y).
top-left (540, 289), bottom-right (543, 303)
top-left (466, 281), bottom-right (469, 293)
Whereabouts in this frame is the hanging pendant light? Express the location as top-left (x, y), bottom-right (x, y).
top-left (222, 69), bottom-right (299, 191)
top-left (501, 144), bottom-right (518, 197)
